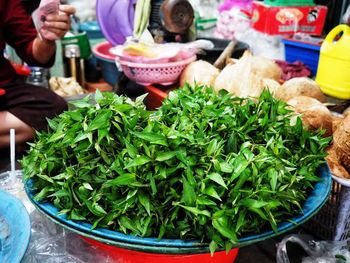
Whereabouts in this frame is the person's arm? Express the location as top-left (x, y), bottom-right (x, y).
top-left (32, 38), bottom-right (56, 65)
top-left (32, 5), bottom-right (75, 64)
top-left (3, 1), bottom-right (75, 66)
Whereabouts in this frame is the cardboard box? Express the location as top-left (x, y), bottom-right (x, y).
top-left (251, 2), bottom-right (328, 35)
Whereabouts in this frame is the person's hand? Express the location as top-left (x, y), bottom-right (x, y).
top-left (40, 5), bottom-right (76, 42)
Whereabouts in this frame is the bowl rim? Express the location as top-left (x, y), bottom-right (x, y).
top-left (0, 189), bottom-right (31, 262)
top-left (24, 165), bottom-right (331, 251)
top-left (92, 41), bottom-right (116, 62)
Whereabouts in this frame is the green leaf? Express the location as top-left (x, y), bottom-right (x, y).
top-left (125, 140), bottom-right (138, 159)
top-left (141, 216), bottom-right (152, 237)
top-left (147, 173), bottom-right (157, 195)
top-left (47, 132), bottom-right (65, 143)
top-left (240, 199), bottom-right (268, 209)
top-left (158, 224), bottom-right (166, 239)
top-left (209, 241), bottom-right (217, 256)
top-left (268, 168), bottom-right (278, 192)
top-left (88, 110), bottom-right (112, 131)
top-left (119, 216), bottom-right (139, 233)
top-left (92, 217), bottom-right (104, 230)
top-left (207, 139), bottom-right (218, 155)
top-left (207, 173), bottom-right (227, 189)
top-left (104, 174), bottom-right (137, 187)
top-left (70, 209), bottom-right (86, 220)
top-left (179, 205), bottom-right (211, 217)
top-left (176, 151), bottom-right (189, 165)
top-left (249, 207), bottom-right (269, 221)
top-left (94, 89), bottom-right (104, 102)
top-left (204, 186), bottom-right (222, 201)
top-left (236, 210), bottom-right (246, 233)
top-left (126, 189), bottom-right (138, 200)
top-left (231, 155), bottom-right (249, 181)
top-left (212, 216), bottom-right (237, 241)
top-left (220, 162), bottom-right (234, 173)
top-left (226, 133), bottom-right (238, 153)
top-left (197, 197), bottom-right (217, 206)
top-left (83, 183), bottom-right (93, 191)
top-left (98, 128), bottom-right (109, 143)
top-left (34, 186), bottom-right (55, 201)
top-left (36, 174), bottom-right (55, 184)
top-left (69, 100), bottom-right (92, 108)
top-left (125, 156), bottom-right (152, 169)
top-left (67, 111), bottom-right (84, 122)
top-left (138, 191), bottom-right (151, 216)
top-left (182, 177), bottom-right (196, 206)
top-left (48, 189), bottom-right (70, 198)
top-left (132, 131), bottom-right (168, 146)
top-left (155, 151), bottom-right (177, 162)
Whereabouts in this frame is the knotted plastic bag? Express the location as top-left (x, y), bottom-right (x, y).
top-left (276, 234), bottom-right (350, 263)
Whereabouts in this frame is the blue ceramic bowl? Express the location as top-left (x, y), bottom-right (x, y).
top-left (0, 190), bottom-right (31, 263)
top-left (24, 165), bottom-right (331, 253)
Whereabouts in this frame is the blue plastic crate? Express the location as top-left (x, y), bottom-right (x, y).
top-left (282, 37), bottom-right (321, 76)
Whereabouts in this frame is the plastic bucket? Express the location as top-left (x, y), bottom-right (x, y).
top-left (92, 41), bottom-right (120, 86)
top-left (81, 236), bottom-right (239, 263)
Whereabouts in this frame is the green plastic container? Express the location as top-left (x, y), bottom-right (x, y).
top-left (264, 0), bottom-right (315, 6)
top-left (61, 32), bottom-right (92, 60)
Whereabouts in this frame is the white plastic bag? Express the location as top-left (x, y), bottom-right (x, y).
top-left (22, 210), bottom-right (112, 263)
top-left (276, 234), bottom-right (350, 263)
top-left (236, 29), bottom-right (284, 60)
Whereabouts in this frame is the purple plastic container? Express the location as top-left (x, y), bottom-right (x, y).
top-left (96, 0), bottom-right (136, 45)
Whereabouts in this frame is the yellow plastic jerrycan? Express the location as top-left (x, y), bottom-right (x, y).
top-left (316, 24), bottom-right (350, 100)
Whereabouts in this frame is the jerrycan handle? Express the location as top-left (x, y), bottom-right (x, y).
top-left (324, 24), bottom-right (350, 45)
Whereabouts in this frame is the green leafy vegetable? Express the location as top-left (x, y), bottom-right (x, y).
top-left (22, 86), bottom-right (331, 253)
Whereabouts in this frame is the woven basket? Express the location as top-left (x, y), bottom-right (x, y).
top-left (304, 177), bottom-right (350, 240)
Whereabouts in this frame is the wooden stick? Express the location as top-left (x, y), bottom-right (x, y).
top-left (214, 40), bottom-right (237, 69)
